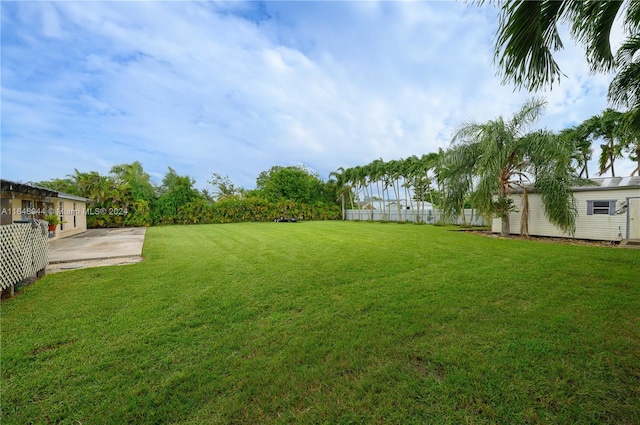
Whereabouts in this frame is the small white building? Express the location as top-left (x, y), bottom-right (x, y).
top-left (1, 179), bottom-right (89, 240)
top-left (360, 200), bottom-right (433, 211)
top-left (492, 177), bottom-right (640, 241)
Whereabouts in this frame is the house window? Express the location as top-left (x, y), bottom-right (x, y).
top-left (73, 203), bottom-right (77, 228)
top-left (21, 200), bottom-right (33, 220)
top-left (587, 200), bottom-right (616, 216)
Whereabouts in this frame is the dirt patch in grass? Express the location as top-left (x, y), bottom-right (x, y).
top-left (459, 229), bottom-right (619, 248)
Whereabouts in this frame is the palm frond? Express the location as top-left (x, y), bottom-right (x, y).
top-left (608, 35), bottom-right (640, 110)
top-left (494, 0), bottom-right (567, 90)
top-left (624, 0), bottom-right (640, 33)
top-left (571, 0), bottom-right (622, 73)
top-left (536, 173), bottom-right (577, 235)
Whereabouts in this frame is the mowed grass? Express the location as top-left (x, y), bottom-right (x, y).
top-left (2, 222), bottom-right (639, 424)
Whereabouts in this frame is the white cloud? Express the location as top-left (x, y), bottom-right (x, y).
top-left (1, 1), bottom-right (635, 191)
top-left (41, 3), bottom-right (63, 38)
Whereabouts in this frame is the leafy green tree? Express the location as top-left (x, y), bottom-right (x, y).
top-left (125, 199), bottom-right (152, 227)
top-left (109, 161), bottom-right (156, 226)
top-left (33, 178), bottom-right (78, 195)
top-left (443, 98), bottom-right (577, 237)
top-left (110, 161), bottom-right (156, 202)
top-left (154, 168), bottom-right (202, 224)
top-left (255, 165), bottom-right (332, 206)
top-left (62, 169), bottom-right (129, 227)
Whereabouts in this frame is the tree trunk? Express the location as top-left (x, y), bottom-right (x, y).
top-left (520, 188), bottom-right (529, 238)
top-left (610, 139), bottom-right (616, 177)
top-left (395, 182), bottom-right (402, 221)
top-left (429, 185), bottom-right (437, 224)
top-left (501, 213), bottom-right (510, 237)
top-left (376, 180), bottom-right (383, 220)
top-left (585, 162), bottom-right (589, 179)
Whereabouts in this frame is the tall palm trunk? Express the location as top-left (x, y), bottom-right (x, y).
top-left (520, 187), bottom-right (529, 237)
top-left (501, 212), bottom-right (510, 236)
top-left (395, 180), bottom-right (402, 221)
top-left (609, 139), bottom-right (616, 177)
top-left (429, 185), bottom-right (436, 224)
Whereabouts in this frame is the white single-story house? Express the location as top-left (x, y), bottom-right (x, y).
top-left (1, 179), bottom-right (90, 240)
top-left (492, 176), bottom-right (640, 241)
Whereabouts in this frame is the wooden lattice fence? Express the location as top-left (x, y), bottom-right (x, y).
top-left (1, 222), bottom-right (49, 291)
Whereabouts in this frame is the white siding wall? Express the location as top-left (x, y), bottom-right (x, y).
top-left (492, 188), bottom-right (640, 241)
top-left (53, 197), bottom-right (87, 240)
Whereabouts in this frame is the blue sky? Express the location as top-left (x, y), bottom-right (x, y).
top-left (1, 1), bottom-right (634, 190)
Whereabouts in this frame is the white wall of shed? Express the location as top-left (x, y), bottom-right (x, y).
top-left (491, 189), bottom-right (640, 241)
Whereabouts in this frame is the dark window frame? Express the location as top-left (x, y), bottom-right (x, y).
top-left (586, 200), bottom-right (616, 216)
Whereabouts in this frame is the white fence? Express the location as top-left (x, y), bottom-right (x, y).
top-left (345, 209), bottom-right (485, 226)
top-left (1, 222), bottom-right (49, 291)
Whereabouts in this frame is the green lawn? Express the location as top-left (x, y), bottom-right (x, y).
top-left (2, 222), bottom-right (639, 424)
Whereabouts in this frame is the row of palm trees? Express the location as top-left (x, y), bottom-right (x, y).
top-left (330, 153), bottom-right (443, 223)
top-left (562, 108), bottom-right (640, 178)
top-left (331, 98), bottom-right (639, 236)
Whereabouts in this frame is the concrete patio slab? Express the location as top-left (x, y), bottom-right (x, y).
top-left (49, 227), bottom-right (146, 263)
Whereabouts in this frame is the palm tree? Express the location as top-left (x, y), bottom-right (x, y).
top-left (368, 159), bottom-right (386, 219)
top-left (440, 144), bottom-right (478, 226)
top-left (443, 98), bottom-right (577, 237)
top-left (68, 170), bottom-right (114, 204)
top-left (351, 165), bottom-right (368, 220)
top-left (558, 126), bottom-right (592, 179)
top-left (583, 109), bottom-right (626, 177)
top-left (608, 34), bottom-right (640, 127)
top-left (329, 167), bottom-right (353, 220)
top-left (400, 155), bottom-right (420, 223)
top-left (342, 167), bottom-right (356, 210)
top-left (208, 173), bottom-right (243, 200)
top-left (422, 152), bottom-right (441, 223)
top-left (488, 1), bottom-right (640, 124)
top-left (358, 164), bottom-right (374, 221)
top-left (110, 161), bottom-right (155, 202)
top-left (381, 159), bottom-right (399, 220)
top-left (622, 111), bottom-right (640, 175)
top-left (490, 1), bottom-right (636, 87)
